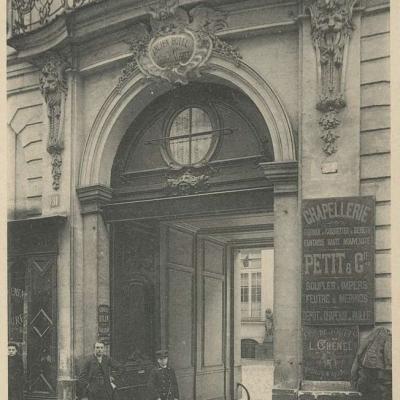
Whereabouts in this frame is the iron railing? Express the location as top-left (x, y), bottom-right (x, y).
top-left (9, 0), bottom-right (104, 36)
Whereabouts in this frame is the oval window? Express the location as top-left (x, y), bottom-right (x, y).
top-left (168, 107), bottom-right (213, 165)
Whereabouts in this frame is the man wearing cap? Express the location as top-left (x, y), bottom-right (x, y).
top-left (147, 350), bottom-right (179, 400)
top-left (78, 341), bottom-right (122, 400)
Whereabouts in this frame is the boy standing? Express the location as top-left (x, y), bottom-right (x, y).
top-left (147, 350), bottom-right (179, 400)
top-left (8, 342), bottom-right (24, 400)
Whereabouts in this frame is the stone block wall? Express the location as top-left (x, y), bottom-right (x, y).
top-left (7, 62), bottom-right (45, 218)
top-left (359, 5), bottom-right (391, 331)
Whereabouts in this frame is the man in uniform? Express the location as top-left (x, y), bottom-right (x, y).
top-left (78, 341), bottom-right (122, 400)
top-left (147, 350), bottom-right (179, 400)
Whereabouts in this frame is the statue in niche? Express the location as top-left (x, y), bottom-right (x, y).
top-left (263, 308), bottom-right (273, 343)
top-left (351, 327), bottom-right (392, 400)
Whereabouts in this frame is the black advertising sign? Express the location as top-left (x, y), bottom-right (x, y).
top-left (98, 304), bottom-right (110, 344)
top-left (302, 196), bottom-right (375, 325)
top-left (303, 326), bottom-right (359, 381)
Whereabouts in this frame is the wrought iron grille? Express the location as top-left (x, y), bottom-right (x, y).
top-left (9, 0), bottom-right (104, 36)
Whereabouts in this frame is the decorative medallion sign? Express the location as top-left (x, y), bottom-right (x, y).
top-left (116, 1), bottom-right (241, 89)
top-left (303, 326), bottom-right (359, 381)
top-left (302, 196), bottom-right (375, 325)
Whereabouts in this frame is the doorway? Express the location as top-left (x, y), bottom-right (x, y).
top-left (234, 247), bottom-right (274, 400)
top-left (110, 212), bottom-right (274, 400)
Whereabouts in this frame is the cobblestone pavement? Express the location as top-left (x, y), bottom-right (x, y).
top-left (241, 360), bottom-right (274, 400)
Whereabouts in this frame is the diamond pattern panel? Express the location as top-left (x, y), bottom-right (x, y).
top-left (30, 309), bottom-right (53, 338)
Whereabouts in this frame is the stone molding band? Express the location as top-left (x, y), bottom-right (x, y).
top-left (76, 185), bottom-right (113, 215)
top-left (259, 161), bottom-right (298, 195)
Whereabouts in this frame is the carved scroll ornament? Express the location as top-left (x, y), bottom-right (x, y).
top-left (39, 53), bottom-right (68, 190)
top-left (307, 0), bottom-right (357, 155)
top-left (166, 165), bottom-right (217, 196)
top-left (117, 1), bottom-right (241, 89)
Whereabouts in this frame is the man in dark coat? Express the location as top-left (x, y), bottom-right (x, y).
top-left (8, 342), bottom-right (24, 400)
top-left (147, 350), bottom-right (179, 400)
top-left (78, 341), bottom-right (122, 400)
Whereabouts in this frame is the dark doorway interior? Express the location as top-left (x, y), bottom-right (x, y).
top-left (110, 213), bottom-right (273, 400)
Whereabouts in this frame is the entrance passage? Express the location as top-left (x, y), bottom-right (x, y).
top-left (111, 212), bottom-right (274, 400)
top-left (234, 248), bottom-right (274, 400)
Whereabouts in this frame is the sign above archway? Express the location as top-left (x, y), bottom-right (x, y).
top-left (116, 1), bottom-right (242, 89)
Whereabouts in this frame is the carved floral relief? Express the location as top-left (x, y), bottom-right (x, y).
top-left (307, 0), bottom-right (357, 155)
top-left (166, 165), bottom-right (217, 196)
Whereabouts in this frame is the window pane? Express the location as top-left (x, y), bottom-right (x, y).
top-left (169, 108), bottom-right (191, 164)
top-left (169, 107), bottom-right (212, 165)
top-left (241, 273), bottom-right (249, 317)
top-left (251, 272), bottom-right (261, 318)
top-left (241, 339), bottom-right (257, 359)
top-left (191, 108), bottom-right (212, 164)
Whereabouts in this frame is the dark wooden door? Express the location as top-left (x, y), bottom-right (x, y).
top-left (111, 222), bottom-right (159, 400)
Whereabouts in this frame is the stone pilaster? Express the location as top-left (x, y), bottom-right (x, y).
top-left (259, 161), bottom-right (300, 400)
top-left (76, 185), bottom-right (112, 356)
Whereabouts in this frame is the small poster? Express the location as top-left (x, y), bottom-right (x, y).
top-left (98, 304), bottom-right (110, 344)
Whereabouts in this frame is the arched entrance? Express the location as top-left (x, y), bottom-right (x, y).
top-left (77, 58), bottom-right (300, 400)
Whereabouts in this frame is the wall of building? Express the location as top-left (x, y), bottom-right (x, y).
top-left (359, 4), bottom-right (391, 331)
top-left (6, 1), bottom-right (392, 399)
top-left (7, 63), bottom-right (45, 219)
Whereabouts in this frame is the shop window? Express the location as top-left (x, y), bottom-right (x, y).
top-left (167, 107), bottom-right (214, 166)
top-left (241, 339), bottom-right (258, 359)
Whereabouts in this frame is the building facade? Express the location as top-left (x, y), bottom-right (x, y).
top-left (7, 1), bottom-right (391, 400)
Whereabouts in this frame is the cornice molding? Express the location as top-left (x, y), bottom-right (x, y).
top-left (76, 184), bottom-right (113, 215)
top-left (8, 0), bottom-right (299, 62)
top-left (259, 161), bottom-right (298, 194)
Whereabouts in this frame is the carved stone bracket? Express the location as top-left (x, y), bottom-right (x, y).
top-left (38, 52), bottom-right (69, 190)
top-left (306, 0), bottom-right (357, 156)
top-left (166, 165), bottom-right (217, 196)
top-left (116, 2), bottom-right (241, 90)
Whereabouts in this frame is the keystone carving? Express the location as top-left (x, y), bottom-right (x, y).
top-left (307, 0), bottom-right (357, 155)
top-left (116, 1), bottom-right (241, 90)
top-left (39, 53), bottom-right (68, 190)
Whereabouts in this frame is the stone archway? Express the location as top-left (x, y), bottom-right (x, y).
top-left (76, 56), bottom-right (301, 400)
top-left (78, 56), bottom-right (296, 188)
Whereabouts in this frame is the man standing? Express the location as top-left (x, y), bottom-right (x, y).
top-left (78, 341), bottom-right (121, 400)
top-left (147, 350), bottom-right (179, 400)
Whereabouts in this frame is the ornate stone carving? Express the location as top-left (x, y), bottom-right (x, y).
top-left (307, 0), bottom-right (357, 155)
top-left (11, 0), bottom-right (101, 35)
top-left (117, 2), bottom-right (240, 89)
top-left (39, 53), bottom-right (68, 190)
top-left (166, 165), bottom-right (216, 195)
